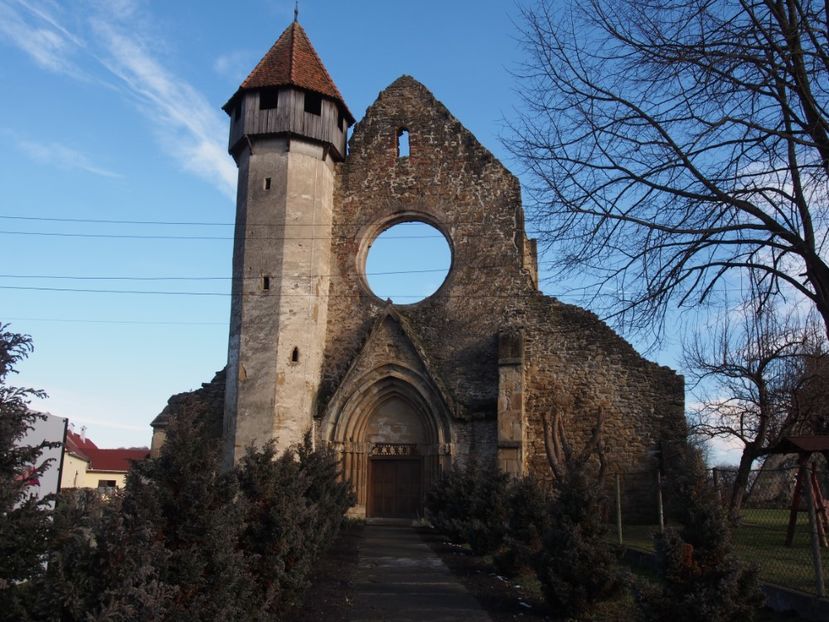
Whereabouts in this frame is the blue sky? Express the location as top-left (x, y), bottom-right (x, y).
top-left (0, 0), bottom-right (716, 459)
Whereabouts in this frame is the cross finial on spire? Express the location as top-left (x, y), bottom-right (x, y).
top-left (294, 1), bottom-right (299, 22)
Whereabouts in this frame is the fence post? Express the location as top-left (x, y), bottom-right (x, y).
top-left (616, 472), bottom-right (623, 545)
top-left (656, 469), bottom-right (665, 533)
top-left (805, 471), bottom-right (826, 598)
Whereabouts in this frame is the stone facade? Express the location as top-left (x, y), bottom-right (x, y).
top-left (198, 22), bottom-right (687, 519)
top-left (310, 76), bottom-right (685, 515)
top-left (151, 368), bottom-right (226, 456)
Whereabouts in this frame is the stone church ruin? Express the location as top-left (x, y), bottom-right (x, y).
top-left (152, 19), bottom-right (686, 519)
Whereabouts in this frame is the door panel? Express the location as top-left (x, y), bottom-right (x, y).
top-left (369, 459), bottom-right (422, 518)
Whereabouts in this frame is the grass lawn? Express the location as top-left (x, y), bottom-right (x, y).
top-left (613, 508), bottom-right (828, 595)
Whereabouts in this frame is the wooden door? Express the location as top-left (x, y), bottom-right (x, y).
top-left (368, 459), bottom-right (422, 518)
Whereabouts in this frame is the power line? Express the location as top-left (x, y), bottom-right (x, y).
top-left (0, 230), bottom-right (448, 241)
top-left (0, 215), bottom-right (234, 226)
top-left (0, 284), bottom-right (588, 299)
top-left (0, 285), bottom-right (229, 296)
top-left (0, 213), bottom-right (522, 229)
top-left (0, 267), bottom-right (453, 281)
top-left (0, 274), bottom-right (230, 281)
top-left (4, 316), bottom-right (226, 326)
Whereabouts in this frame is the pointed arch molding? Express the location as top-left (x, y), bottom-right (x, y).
top-left (320, 362), bottom-right (453, 514)
top-left (321, 363), bottom-right (452, 452)
top-left (317, 309), bottom-right (456, 515)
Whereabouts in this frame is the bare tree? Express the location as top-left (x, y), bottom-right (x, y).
top-left (509, 0), bottom-right (829, 340)
top-left (784, 331), bottom-right (829, 433)
top-left (684, 301), bottom-right (824, 518)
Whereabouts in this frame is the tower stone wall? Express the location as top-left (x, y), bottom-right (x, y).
top-left (223, 136), bottom-right (336, 464)
top-left (219, 20), bottom-right (353, 465)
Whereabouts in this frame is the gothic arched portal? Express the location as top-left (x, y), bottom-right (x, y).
top-left (321, 365), bottom-right (452, 518)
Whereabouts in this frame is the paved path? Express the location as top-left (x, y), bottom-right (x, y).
top-left (349, 525), bottom-right (492, 621)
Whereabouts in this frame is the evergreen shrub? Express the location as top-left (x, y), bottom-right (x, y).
top-left (533, 468), bottom-right (627, 618)
top-left (425, 459), bottom-right (510, 555)
top-left (493, 476), bottom-right (548, 577)
top-left (0, 325), bottom-right (56, 621)
top-left (28, 405), bottom-right (353, 621)
top-left (640, 448), bottom-right (763, 622)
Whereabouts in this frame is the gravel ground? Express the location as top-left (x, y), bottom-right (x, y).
top-left (418, 529), bottom-right (555, 621)
top-left (285, 522), bottom-right (363, 622)
top-left (285, 523), bottom-right (809, 621)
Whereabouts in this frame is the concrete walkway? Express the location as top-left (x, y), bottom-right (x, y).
top-left (350, 525), bottom-right (492, 621)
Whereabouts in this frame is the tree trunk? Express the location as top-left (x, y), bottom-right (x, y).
top-left (804, 252), bottom-right (829, 342)
top-left (729, 447), bottom-right (757, 523)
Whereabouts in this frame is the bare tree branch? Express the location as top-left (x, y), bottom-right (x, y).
top-left (508, 0), bottom-right (829, 340)
top-left (683, 292), bottom-right (826, 518)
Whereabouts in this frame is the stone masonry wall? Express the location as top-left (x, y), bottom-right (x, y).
top-left (317, 75), bottom-right (686, 483)
top-left (320, 76), bottom-right (532, 424)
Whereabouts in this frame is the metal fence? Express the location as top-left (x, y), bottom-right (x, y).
top-left (610, 463), bottom-right (829, 597)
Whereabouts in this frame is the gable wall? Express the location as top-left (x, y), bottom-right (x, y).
top-left (321, 77), bottom-right (533, 418)
top-left (316, 76), bottom-right (685, 483)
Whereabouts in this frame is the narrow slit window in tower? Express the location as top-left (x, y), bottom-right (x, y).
top-left (260, 89), bottom-right (279, 110)
top-left (291, 347), bottom-right (300, 363)
top-left (264, 177), bottom-right (272, 190)
top-left (263, 276), bottom-right (270, 291)
top-left (304, 92), bottom-right (322, 116)
top-left (397, 129), bottom-right (410, 158)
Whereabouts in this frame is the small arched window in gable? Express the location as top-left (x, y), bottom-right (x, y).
top-left (397, 128), bottom-right (410, 159)
top-left (291, 347), bottom-right (300, 363)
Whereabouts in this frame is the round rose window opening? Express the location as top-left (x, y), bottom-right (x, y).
top-left (365, 221), bottom-right (452, 304)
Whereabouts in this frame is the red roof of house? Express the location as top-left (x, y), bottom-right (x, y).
top-left (65, 429), bottom-right (98, 458)
top-left (64, 429), bottom-right (148, 473)
top-left (88, 448), bottom-right (149, 472)
top-left (223, 21), bottom-right (353, 122)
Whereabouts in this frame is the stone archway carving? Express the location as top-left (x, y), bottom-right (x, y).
top-left (320, 363), bottom-right (452, 516)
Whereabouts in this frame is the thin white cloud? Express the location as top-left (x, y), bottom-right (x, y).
top-left (0, 127), bottom-right (122, 177)
top-left (84, 0), bottom-right (140, 22)
top-left (69, 416), bottom-right (148, 433)
top-left (90, 18), bottom-right (236, 198)
top-left (16, 137), bottom-right (122, 178)
top-left (0, 0), bottom-right (236, 199)
top-left (214, 50), bottom-right (253, 84)
top-left (707, 435), bottom-right (745, 467)
top-left (0, 1), bottom-right (85, 77)
top-left (15, 0), bottom-right (85, 48)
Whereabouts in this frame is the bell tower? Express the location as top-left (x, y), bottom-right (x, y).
top-left (222, 19), bottom-right (353, 466)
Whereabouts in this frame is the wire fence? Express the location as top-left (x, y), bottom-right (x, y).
top-left (610, 462), bottom-right (829, 597)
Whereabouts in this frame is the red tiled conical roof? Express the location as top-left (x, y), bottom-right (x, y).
top-left (224, 21), bottom-right (353, 122)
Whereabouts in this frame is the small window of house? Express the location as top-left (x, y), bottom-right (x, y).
top-left (304, 92), bottom-right (322, 116)
top-left (260, 89), bottom-right (279, 110)
top-left (98, 479), bottom-right (117, 489)
top-left (397, 128), bottom-right (410, 158)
